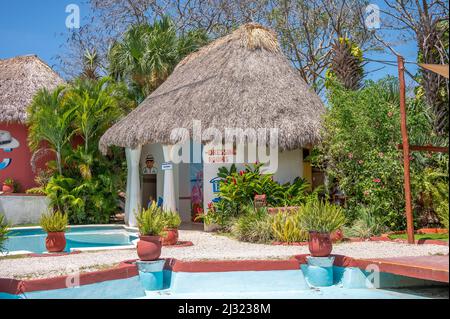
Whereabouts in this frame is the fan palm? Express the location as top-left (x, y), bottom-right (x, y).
top-left (108, 16), bottom-right (208, 101)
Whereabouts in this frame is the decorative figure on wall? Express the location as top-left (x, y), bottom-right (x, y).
top-left (0, 130), bottom-right (20, 170)
top-left (191, 170), bottom-right (203, 221)
top-left (142, 154), bottom-right (158, 174)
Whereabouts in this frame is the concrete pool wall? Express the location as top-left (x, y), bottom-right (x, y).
top-left (0, 194), bottom-right (49, 225)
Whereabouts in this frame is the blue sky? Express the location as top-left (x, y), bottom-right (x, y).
top-left (0, 0), bottom-right (418, 82)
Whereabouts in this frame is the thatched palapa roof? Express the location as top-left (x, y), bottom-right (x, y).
top-left (0, 55), bottom-right (65, 123)
top-left (100, 23), bottom-right (325, 153)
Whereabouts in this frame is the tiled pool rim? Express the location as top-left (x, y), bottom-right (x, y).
top-left (1, 254), bottom-right (448, 295)
top-left (3, 225), bottom-right (193, 256)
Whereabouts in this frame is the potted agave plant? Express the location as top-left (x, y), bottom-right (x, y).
top-left (2, 178), bottom-right (15, 194)
top-left (39, 211), bottom-right (68, 253)
top-left (135, 203), bottom-right (165, 261)
top-left (299, 199), bottom-right (346, 257)
top-left (161, 210), bottom-right (181, 246)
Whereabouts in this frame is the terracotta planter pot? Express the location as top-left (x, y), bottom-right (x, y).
top-left (137, 235), bottom-right (162, 261)
top-left (1, 184), bottom-right (13, 193)
top-left (308, 231), bottom-right (333, 257)
top-left (45, 232), bottom-right (66, 253)
top-left (162, 228), bottom-right (179, 246)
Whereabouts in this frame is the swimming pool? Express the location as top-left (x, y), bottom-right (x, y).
top-left (2, 225), bottom-right (138, 254)
top-left (1, 267), bottom-right (447, 299)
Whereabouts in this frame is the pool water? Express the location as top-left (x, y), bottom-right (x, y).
top-left (3, 226), bottom-right (138, 254)
top-left (1, 269), bottom-right (447, 299)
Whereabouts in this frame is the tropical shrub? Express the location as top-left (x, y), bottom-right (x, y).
top-left (135, 202), bottom-right (165, 236)
top-left (231, 205), bottom-right (273, 243)
top-left (28, 86), bottom-right (77, 175)
top-left (313, 77), bottom-right (444, 230)
top-left (298, 198), bottom-right (346, 233)
top-left (411, 166), bottom-right (449, 227)
top-left (194, 202), bottom-right (229, 228)
top-left (343, 205), bottom-right (388, 239)
top-left (39, 211), bottom-right (68, 233)
top-left (218, 163), bottom-right (313, 212)
top-left (0, 214), bottom-right (9, 252)
top-left (271, 210), bottom-right (308, 243)
top-left (27, 77), bottom-right (131, 224)
top-left (162, 210), bottom-right (182, 229)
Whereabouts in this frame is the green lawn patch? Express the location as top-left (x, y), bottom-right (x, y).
top-left (388, 233), bottom-right (448, 241)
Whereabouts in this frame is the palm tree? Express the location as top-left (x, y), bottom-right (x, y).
top-left (66, 77), bottom-right (123, 154)
top-left (108, 16), bottom-right (208, 102)
top-left (81, 48), bottom-right (101, 80)
top-left (27, 86), bottom-right (77, 175)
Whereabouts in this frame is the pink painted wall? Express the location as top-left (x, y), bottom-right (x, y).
top-left (0, 123), bottom-right (49, 192)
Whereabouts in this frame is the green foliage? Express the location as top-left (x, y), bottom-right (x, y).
top-left (194, 202), bottom-right (230, 228)
top-left (298, 198), bottom-right (346, 233)
top-left (162, 210), bottom-right (181, 229)
top-left (39, 211), bottom-right (68, 233)
top-left (271, 210), bottom-right (307, 243)
top-left (315, 78), bottom-right (428, 229)
top-left (108, 16), bottom-right (208, 101)
top-left (231, 205), bottom-right (273, 243)
top-left (343, 206), bottom-right (387, 239)
top-left (218, 163), bottom-right (313, 211)
top-left (27, 86), bottom-right (77, 175)
top-left (412, 167), bottom-right (449, 227)
top-left (0, 214), bottom-right (9, 252)
top-left (135, 202), bottom-right (165, 236)
top-left (45, 173), bottom-right (119, 224)
top-left (27, 77), bottom-right (131, 224)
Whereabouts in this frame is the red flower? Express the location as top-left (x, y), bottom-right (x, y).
top-left (232, 177), bottom-right (237, 185)
top-left (387, 111), bottom-right (393, 117)
top-left (373, 178), bottom-right (381, 183)
top-left (239, 170), bottom-right (245, 176)
top-left (348, 153), bottom-right (353, 159)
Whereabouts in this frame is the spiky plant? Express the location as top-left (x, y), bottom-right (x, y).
top-left (0, 214), bottom-right (9, 253)
top-left (327, 37), bottom-right (365, 90)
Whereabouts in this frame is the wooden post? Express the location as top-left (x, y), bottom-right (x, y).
top-left (397, 55), bottom-right (415, 244)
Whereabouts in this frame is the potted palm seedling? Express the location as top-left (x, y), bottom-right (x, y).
top-left (39, 211), bottom-right (68, 252)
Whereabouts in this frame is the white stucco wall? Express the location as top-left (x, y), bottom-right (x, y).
top-left (0, 195), bottom-right (49, 225)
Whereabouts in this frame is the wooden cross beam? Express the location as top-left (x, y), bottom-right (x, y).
top-left (397, 144), bottom-right (449, 153)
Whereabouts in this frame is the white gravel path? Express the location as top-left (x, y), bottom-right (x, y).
top-left (0, 230), bottom-right (448, 279)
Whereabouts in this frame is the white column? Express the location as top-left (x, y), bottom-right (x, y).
top-left (125, 146), bottom-right (142, 227)
top-left (124, 148), bottom-right (132, 225)
top-left (162, 145), bottom-right (177, 212)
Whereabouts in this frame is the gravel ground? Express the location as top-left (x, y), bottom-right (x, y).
top-left (0, 230), bottom-right (448, 279)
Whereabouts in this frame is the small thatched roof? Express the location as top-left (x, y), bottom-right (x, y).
top-left (100, 23), bottom-right (325, 153)
top-left (0, 55), bottom-right (65, 123)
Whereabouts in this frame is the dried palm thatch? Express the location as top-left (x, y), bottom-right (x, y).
top-left (0, 55), bottom-right (65, 123)
top-left (100, 23), bottom-right (325, 153)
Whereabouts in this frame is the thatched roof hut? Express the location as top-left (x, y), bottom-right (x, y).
top-left (0, 55), bottom-right (65, 123)
top-left (100, 23), bottom-right (325, 153)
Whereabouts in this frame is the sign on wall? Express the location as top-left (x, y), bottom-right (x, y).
top-left (0, 130), bottom-right (20, 170)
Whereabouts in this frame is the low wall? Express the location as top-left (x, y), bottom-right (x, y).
top-left (0, 194), bottom-right (49, 225)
